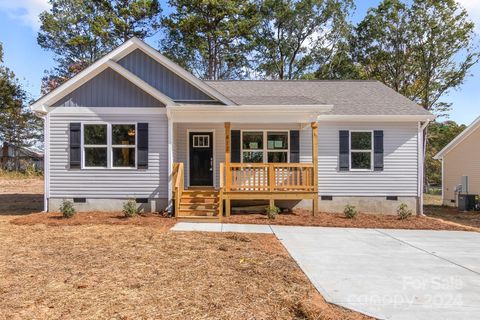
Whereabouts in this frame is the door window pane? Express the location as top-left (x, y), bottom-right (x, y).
top-left (242, 151), bottom-right (263, 163)
top-left (267, 132), bottom-right (288, 150)
top-left (112, 124), bottom-right (135, 145)
top-left (84, 148), bottom-right (107, 167)
top-left (268, 152), bottom-right (288, 163)
top-left (351, 132), bottom-right (372, 150)
top-left (242, 132), bottom-right (263, 150)
top-left (113, 148), bottom-right (136, 167)
top-left (351, 152), bottom-right (371, 170)
top-left (84, 124), bottom-right (107, 145)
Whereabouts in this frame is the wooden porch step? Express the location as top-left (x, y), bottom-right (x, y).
top-left (176, 188), bottom-right (221, 218)
top-left (179, 203), bottom-right (218, 210)
top-left (177, 216), bottom-right (220, 223)
top-left (180, 198), bottom-right (218, 204)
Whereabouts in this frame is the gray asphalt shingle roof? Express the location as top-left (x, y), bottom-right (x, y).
top-left (206, 80), bottom-right (432, 116)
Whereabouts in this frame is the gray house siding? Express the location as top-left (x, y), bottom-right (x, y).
top-left (299, 122), bottom-right (419, 197)
top-left (119, 49), bottom-right (216, 103)
top-left (48, 110), bottom-right (168, 203)
top-left (51, 68), bottom-right (164, 108)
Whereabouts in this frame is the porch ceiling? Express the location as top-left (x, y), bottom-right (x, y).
top-left (167, 104), bottom-right (333, 123)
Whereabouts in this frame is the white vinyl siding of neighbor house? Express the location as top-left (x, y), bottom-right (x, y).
top-left (300, 122), bottom-right (419, 196)
top-left (48, 108), bottom-right (168, 199)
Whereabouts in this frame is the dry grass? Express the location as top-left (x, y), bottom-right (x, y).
top-left (224, 209), bottom-right (474, 232)
top-left (423, 194), bottom-right (443, 206)
top-left (425, 205), bottom-right (480, 230)
top-left (0, 178), bottom-right (44, 215)
top-left (0, 217), bottom-right (369, 320)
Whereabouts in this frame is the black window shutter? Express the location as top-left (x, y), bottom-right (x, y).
top-left (69, 123), bottom-right (81, 169)
top-left (231, 130), bottom-right (241, 163)
top-left (339, 130), bottom-right (349, 171)
top-left (374, 130), bottom-right (384, 171)
top-left (290, 130), bottom-right (300, 163)
top-left (137, 123), bottom-right (149, 169)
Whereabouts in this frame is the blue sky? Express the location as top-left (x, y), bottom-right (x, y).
top-left (0, 0), bottom-right (479, 125)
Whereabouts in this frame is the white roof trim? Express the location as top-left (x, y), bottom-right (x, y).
top-left (318, 114), bottom-right (436, 122)
top-left (434, 116), bottom-right (480, 159)
top-left (30, 37), bottom-right (235, 114)
top-left (106, 60), bottom-right (176, 106)
top-left (130, 38), bottom-right (235, 106)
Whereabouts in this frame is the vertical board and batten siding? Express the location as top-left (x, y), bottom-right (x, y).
top-left (300, 122), bottom-right (419, 196)
top-left (118, 49), bottom-right (216, 102)
top-left (48, 110), bottom-right (168, 199)
top-left (51, 68), bottom-right (164, 108)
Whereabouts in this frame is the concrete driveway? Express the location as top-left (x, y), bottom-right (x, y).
top-left (272, 226), bottom-right (480, 320)
top-left (172, 223), bottom-right (480, 319)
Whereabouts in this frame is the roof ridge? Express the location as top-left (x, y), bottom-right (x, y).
top-left (205, 79), bottom-right (379, 83)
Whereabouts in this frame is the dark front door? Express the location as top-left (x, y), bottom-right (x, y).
top-left (189, 132), bottom-right (214, 186)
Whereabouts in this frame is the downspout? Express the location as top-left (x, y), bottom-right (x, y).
top-left (166, 109), bottom-right (173, 213)
top-left (418, 119), bottom-right (431, 216)
top-left (43, 113), bottom-right (49, 212)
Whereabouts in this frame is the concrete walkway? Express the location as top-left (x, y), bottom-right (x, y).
top-left (171, 222), bottom-right (480, 320)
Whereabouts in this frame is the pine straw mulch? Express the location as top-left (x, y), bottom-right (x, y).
top-left (424, 205), bottom-right (480, 230)
top-left (10, 211), bottom-right (175, 231)
top-left (223, 209), bottom-right (476, 232)
top-left (0, 217), bottom-right (370, 320)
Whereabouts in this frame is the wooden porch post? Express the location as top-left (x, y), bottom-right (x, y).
top-left (224, 122), bottom-right (231, 216)
top-left (311, 122), bottom-right (319, 216)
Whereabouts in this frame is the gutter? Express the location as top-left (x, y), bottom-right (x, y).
top-left (418, 119), bottom-right (431, 216)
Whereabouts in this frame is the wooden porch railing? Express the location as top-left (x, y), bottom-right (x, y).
top-left (221, 163), bottom-right (316, 192)
top-left (172, 162), bottom-right (184, 217)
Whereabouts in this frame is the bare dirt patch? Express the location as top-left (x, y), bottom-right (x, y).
top-left (0, 178), bottom-right (43, 214)
top-left (425, 205), bottom-right (480, 230)
top-left (0, 217), bottom-right (369, 320)
top-left (224, 209), bottom-right (474, 231)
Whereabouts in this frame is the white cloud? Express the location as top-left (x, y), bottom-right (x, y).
top-left (457, 0), bottom-right (480, 30)
top-left (0, 0), bottom-right (50, 31)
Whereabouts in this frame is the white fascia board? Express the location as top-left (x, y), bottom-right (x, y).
top-left (434, 115), bottom-right (480, 160)
top-left (50, 106), bottom-right (168, 115)
top-left (130, 37), bottom-right (236, 106)
top-left (167, 105), bottom-right (331, 123)
top-left (30, 39), bottom-right (138, 112)
top-left (318, 114), bottom-right (436, 122)
top-left (106, 60), bottom-right (176, 106)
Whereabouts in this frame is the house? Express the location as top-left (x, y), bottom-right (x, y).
top-left (1, 142), bottom-right (44, 172)
top-left (434, 116), bottom-right (480, 206)
top-left (30, 38), bottom-right (434, 219)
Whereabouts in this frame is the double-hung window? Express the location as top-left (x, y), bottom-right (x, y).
top-left (350, 131), bottom-right (373, 170)
top-left (83, 124), bottom-right (108, 168)
top-left (82, 123), bottom-right (136, 168)
top-left (241, 130), bottom-right (289, 163)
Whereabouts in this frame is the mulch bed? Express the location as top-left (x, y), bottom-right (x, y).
top-left (0, 217), bottom-right (370, 320)
top-left (10, 212), bottom-right (176, 232)
top-left (224, 209), bottom-right (476, 231)
top-left (425, 205), bottom-right (480, 230)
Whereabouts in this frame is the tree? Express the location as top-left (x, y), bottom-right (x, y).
top-left (425, 121), bottom-right (466, 187)
top-left (38, 0), bottom-right (162, 93)
top-left (253, 0), bottom-right (354, 80)
top-left (160, 0), bottom-right (258, 80)
top-left (0, 42), bottom-right (42, 171)
top-left (352, 0), bottom-right (478, 115)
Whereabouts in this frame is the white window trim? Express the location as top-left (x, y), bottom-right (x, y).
top-left (81, 122), bottom-right (138, 170)
top-left (349, 130), bottom-right (373, 171)
top-left (240, 130), bottom-right (290, 164)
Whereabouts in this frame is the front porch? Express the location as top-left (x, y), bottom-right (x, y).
top-left (171, 121), bottom-right (319, 221)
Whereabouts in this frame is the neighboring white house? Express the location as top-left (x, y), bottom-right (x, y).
top-left (434, 116), bottom-right (480, 206)
top-left (30, 37), bottom-right (434, 217)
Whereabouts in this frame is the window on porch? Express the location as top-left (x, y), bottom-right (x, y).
top-left (241, 131), bottom-right (289, 163)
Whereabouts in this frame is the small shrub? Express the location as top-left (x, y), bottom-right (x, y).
top-left (397, 203), bottom-right (412, 220)
top-left (123, 199), bottom-right (138, 217)
top-left (343, 204), bottom-right (357, 219)
top-left (59, 200), bottom-right (75, 218)
top-left (265, 206), bottom-right (281, 219)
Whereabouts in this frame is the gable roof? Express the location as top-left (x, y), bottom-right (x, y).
top-left (206, 80), bottom-right (433, 117)
top-left (434, 116), bottom-right (480, 159)
top-left (30, 38), bottom-right (235, 113)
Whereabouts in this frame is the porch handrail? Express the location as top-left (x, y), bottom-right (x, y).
top-left (172, 162), bottom-right (184, 216)
top-left (222, 162), bottom-right (316, 192)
